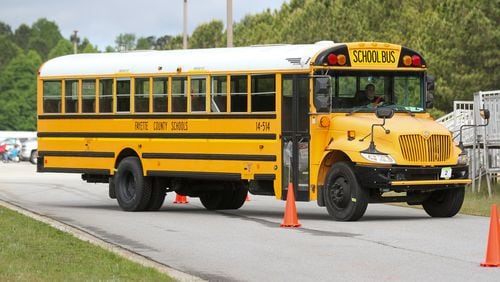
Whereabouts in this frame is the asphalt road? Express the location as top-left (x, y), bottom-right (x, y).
top-left (0, 162), bottom-right (499, 281)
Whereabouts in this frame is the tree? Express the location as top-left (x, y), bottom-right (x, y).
top-left (189, 20), bottom-right (225, 48)
top-left (0, 21), bottom-right (13, 38)
top-left (136, 36), bottom-right (156, 50)
top-left (0, 51), bottom-right (42, 130)
top-left (48, 39), bottom-right (73, 59)
top-left (115, 33), bottom-right (136, 51)
top-left (79, 38), bottom-right (98, 53)
top-left (28, 18), bottom-right (63, 59)
top-left (14, 24), bottom-right (31, 51)
top-left (0, 35), bottom-right (22, 70)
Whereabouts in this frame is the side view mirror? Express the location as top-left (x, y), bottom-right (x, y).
top-left (426, 75), bottom-right (435, 109)
top-left (313, 76), bottom-right (332, 112)
top-left (375, 107), bottom-right (394, 119)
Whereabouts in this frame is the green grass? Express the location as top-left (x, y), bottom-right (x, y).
top-left (461, 182), bottom-right (500, 217)
top-left (0, 206), bottom-right (174, 282)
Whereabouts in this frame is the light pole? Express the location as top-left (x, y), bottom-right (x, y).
top-left (71, 30), bottom-right (79, 54)
top-left (227, 0), bottom-right (233, 47)
top-left (183, 0), bottom-right (188, 49)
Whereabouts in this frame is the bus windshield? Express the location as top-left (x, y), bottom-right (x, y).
top-left (327, 71), bottom-right (425, 113)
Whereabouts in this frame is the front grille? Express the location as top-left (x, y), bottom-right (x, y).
top-left (399, 134), bottom-right (451, 162)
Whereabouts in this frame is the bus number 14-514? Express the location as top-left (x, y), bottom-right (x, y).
top-left (256, 121), bottom-right (271, 132)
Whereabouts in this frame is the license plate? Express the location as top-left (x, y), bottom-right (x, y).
top-left (440, 167), bottom-right (452, 179)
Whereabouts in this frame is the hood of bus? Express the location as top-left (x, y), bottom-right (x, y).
top-left (326, 113), bottom-right (460, 166)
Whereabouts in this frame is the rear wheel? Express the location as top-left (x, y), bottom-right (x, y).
top-left (146, 179), bottom-right (167, 211)
top-left (115, 157), bottom-right (152, 211)
top-left (324, 162), bottom-right (368, 221)
top-left (200, 181), bottom-right (248, 210)
top-left (422, 187), bottom-right (464, 217)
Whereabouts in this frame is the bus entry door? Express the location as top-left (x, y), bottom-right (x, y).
top-left (282, 75), bottom-right (310, 201)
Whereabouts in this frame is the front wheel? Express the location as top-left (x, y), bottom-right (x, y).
top-left (324, 162), bottom-right (368, 221)
top-left (422, 187), bottom-right (465, 217)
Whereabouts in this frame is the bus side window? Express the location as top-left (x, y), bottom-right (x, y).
top-left (64, 80), bottom-right (78, 113)
top-left (134, 78), bottom-right (150, 113)
top-left (251, 74), bottom-right (275, 112)
top-left (191, 77), bottom-right (206, 112)
top-left (116, 79), bottom-right (130, 112)
top-left (82, 80), bottom-right (96, 113)
top-left (230, 75), bottom-right (247, 112)
top-left (172, 77), bottom-right (187, 112)
top-left (43, 80), bottom-right (62, 113)
top-left (211, 76), bottom-right (227, 112)
top-left (152, 78), bottom-right (168, 112)
top-left (99, 79), bottom-right (113, 113)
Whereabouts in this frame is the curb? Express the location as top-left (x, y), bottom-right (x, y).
top-left (0, 199), bottom-right (204, 282)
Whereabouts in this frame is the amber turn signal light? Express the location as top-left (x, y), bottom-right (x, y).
top-left (320, 116), bottom-right (330, 127)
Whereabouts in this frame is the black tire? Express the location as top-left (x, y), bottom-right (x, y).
top-left (200, 190), bottom-right (225, 210)
top-left (114, 157), bottom-right (152, 211)
top-left (324, 162), bottom-right (368, 221)
top-left (109, 177), bottom-right (116, 199)
top-left (146, 179), bottom-right (166, 211)
top-left (422, 187), bottom-right (465, 217)
top-left (223, 182), bottom-right (248, 210)
top-left (30, 150), bottom-right (37, 164)
top-left (200, 181), bottom-right (248, 210)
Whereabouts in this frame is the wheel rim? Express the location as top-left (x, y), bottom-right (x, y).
top-left (329, 176), bottom-right (351, 209)
top-left (123, 172), bottom-right (136, 201)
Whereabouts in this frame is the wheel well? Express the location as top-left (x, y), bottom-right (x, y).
top-left (114, 148), bottom-right (140, 173)
top-left (317, 150), bottom-right (351, 187)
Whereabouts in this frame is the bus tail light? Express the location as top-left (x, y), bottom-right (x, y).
top-left (403, 55), bottom-right (412, 66)
top-left (327, 54), bottom-right (337, 65)
top-left (320, 116), bottom-right (330, 127)
top-left (412, 55), bottom-right (421, 67)
top-left (337, 54), bottom-right (346, 66)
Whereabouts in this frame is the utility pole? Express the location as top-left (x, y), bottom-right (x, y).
top-left (227, 0), bottom-right (233, 47)
top-left (183, 0), bottom-right (188, 49)
top-left (71, 30), bottom-right (79, 54)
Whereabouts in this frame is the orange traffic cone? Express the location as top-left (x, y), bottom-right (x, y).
top-left (173, 193), bottom-right (189, 204)
top-left (280, 183), bottom-right (301, 228)
top-left (480, 204), bottom-right (500, 267)
top-left (246, 194), bottom-right (251, 201)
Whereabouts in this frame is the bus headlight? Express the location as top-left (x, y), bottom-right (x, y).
top-left (457, 153), bottom-right (469, 165)
top-left (360, 153), bottom-right (396, 164)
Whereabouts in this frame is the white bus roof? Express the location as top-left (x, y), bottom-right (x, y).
top-left (39, 41), bottom-right (338, 77)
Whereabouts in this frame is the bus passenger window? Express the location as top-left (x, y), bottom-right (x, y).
top-left (116, 79), bottom-right (130, 112)
top-left (211, 76), bottom-right (227, 112)
top-left (99, 79), bottom-right (113, 113)
top-left (230, 75), bottom-right (247, 112)
top-left (191, 77), bottom-right (206, 112)
top-left (172, 77), bottom-right (187, 112)
top-left (135, 78), bottom-right (150, 113)
top-left (65, 80), bottom-right (78, 113)
top-left (153, 78), bottom-right (168, 112)
top-left (82, 80), bottom-right (96, 113)
top-left (43, 80), bottom-right (62, 113)
top-left (251, 75), bottom-right (275, 112)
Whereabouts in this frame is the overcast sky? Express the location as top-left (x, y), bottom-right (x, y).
top-left (0, 0), bottom-right (288, 50)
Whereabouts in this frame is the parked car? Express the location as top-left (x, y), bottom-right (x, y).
top-left (0, 138), bottom-right (23, 151)
top-left (21, 138), bottom-right (38, 164)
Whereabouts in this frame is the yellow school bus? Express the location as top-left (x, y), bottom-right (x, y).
top-left (37, 41), bottom-right (471, 221)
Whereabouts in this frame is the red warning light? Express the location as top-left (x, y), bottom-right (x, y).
top-left (412, 55), bottom-right (421, 67)
top-left (327, 54), bottom-right (338, 65)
